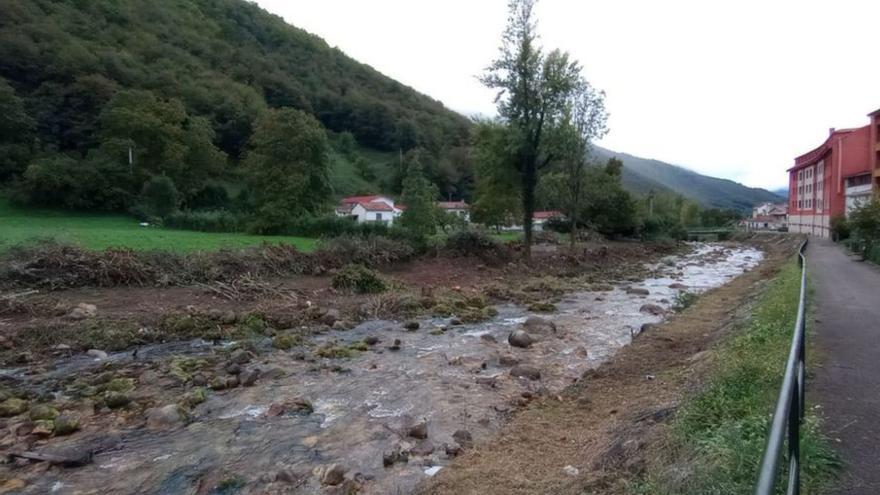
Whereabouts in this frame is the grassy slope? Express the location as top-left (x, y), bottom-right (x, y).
top-left (0, 199), bottom-right (317, 253)
top-left (639, 260), bottom-right (838, 494)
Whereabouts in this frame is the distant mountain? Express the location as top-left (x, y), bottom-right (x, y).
top-left (772, 188), bottom-right (789, 199)
top-left (593, 147), bottom-right (784, 211)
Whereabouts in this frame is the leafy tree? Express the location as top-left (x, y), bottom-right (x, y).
top-left (137, 175), bottom-right (179, 219)
top-left (481, 0), bottom-right (605, 257)
top-left (399, 150), bottom-right (439, 238)
top-left (471, 120), bottom-right (521, 229)
top-left (354, 156), bottom-right (376, 182)
top-left (0, 77), bottom-right (34, 179)
top-left (20, 152), bottom-right (132, 210)
top-left (244, 107), bottom-right (331, 234)
top-left (849, 199), bottom-right (880, 260)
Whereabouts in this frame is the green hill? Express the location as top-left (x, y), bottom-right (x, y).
top-left (593, 147), bottom-right (783, 211)
top-left (0, 0), bottom-right (470, 201)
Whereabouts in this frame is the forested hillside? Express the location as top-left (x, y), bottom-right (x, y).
top-left (593, 147), bottom-right (783, 211)
top-left (0, 0), bottom-right (471, 209)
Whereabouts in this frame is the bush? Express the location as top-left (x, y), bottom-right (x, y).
top-left (443, 230), bottom-right (510, 263)
top-left (165, 209), bottom-right (246, 233)
top-left (286, 215), bottom-right (393, 238)
top-left (830, 215), bottom-right (850, 241)
top-left (316, 234), bottom-right (415, 267)
top-left (186, 184), bottom-right (231, 210)
top-left (332, 264), bottom-right (387, 294)
top-left (137, 175), bottom-right (179, 219)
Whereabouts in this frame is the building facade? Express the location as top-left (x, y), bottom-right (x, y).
top-left (746, 202), bottom-right (788, 230)
top-left (788, 109), bottom-right (880, 238)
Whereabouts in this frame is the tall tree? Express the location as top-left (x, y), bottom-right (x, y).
top-left (471, 120), bottom-right (521, 229)
top-left (244, 108), bottom-right (331, 234)
top-left (481, 0), bottom-right (606, 258)
top-left (399, 150), bottom-right (440, 238)
top-left (0, 78), bottom-right (34, 179)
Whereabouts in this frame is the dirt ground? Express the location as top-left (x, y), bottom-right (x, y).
top-left (416, 237), bottom-right (797, 495)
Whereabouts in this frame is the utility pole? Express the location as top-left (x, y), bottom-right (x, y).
top-left (128, 145), bottom-right (134, 175)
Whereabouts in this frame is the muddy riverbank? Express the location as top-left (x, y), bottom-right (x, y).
top-left (0, 242), bottom-right (762, 494)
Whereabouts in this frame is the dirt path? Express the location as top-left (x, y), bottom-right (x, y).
top-left (809, 239), bottom-right (880, 495)
top-left (417, 240), bottom-right (794, 495)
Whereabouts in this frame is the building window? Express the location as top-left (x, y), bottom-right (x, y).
top-left (374, 213), bottom-right (382, 221)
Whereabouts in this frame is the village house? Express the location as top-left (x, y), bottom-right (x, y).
top-left (533, 210), bottom-right (564, 231)
top-left (335, 195), bottom-right (403, 225)
top-left (437, 201), bottom-right (470, 222)
top-left (787, 108), bottom-right (880, 238)
top-left (745, 202), bottom-right (788, 230)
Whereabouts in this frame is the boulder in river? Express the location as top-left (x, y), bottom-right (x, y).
top-left (411, 439), bottom-right (435, 456)
top-left (626, 288), bottom-right (650, 296)
top-left (499, 355), bottom-right (520, 367)
top-left (382, 445), bottom-right (409, 467)
top-left (510, 364), bottom-right (541, 381)
top-left (403, 320), bottom-right (420, 331)
top-left (239, 367), bottom-right (260, 387)
top-left (408, 420), bottom-right (429, 439)
top-left (53, 413), bottom-right (80, 436)
top-left (86, 349), bottom-right (108, 360)
top-left (364, 335), bottom-right (380, 346)
top-left (146, 404), bottom-right (187, 430)
top-left (0, 398), bottom-right (28, 417)
top-left (522, 316), bottom-right (556, 335)
top-left (507, 330), bottom-right (534, 348)
top-left (452, 429), bottom-right (473, 449)
top-left (639, 304), bottom-right (666, 316)
top-left (669, 282), bottom-right (688, 289)
top-left (229, 349), bottom-right (252, 365)
top-left (320, 309), bottom-right (341, 326)
top-left (318, 464), bottom-right (346, 486)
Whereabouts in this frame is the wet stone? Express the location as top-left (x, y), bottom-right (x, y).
top-left (389, 339), bottom-right (402, 351)
top-left (626, 288), bottom-right (650, 296)
top-left (499, 355), bottom-right (520, 367)
top-left (86, 349), bottom-right (108, 360)
top-left (239, 368), bottom-right (260, 387)
top-left (639, 304), bottom-right (665, 316)
top-left (146, 404), bottom-right (187, 430)
top-left (225, 363), bottom-right (242, 375)
top-left (319, 464), bottom-right (346, 486)
top-left (363, 336), bottom-right (380, 346)
top-left (411, 439), bottom-right (434, 456)
top-left (408, 420), bottom-right (428, 439)
top-left (229, 349), bottom-right (251, 365)
top-left (507, 330), bottom-right (534, 348)
top-left (403, 320), bottom-right (420, 331)
top-left (510, 365), bottom-right (541, 381)
top-left (480, 334), bottom-right (497, 343)
top-left (452, 430), bottom-right (473, 449)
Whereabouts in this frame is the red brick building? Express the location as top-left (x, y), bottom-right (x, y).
top-left (787, 109), bottom-right (880, 237)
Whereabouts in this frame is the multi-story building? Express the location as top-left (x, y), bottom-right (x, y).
top-left (787, 109), bottom-right (880, 238)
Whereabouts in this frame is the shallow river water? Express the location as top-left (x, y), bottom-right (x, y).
top-left (15, 243), bottom-right (762, 494)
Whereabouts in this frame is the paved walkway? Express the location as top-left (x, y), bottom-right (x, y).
top-left (809, 239), bottom-right (880, 495)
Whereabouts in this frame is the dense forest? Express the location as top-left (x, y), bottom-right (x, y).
top-left (0, 0), bottom-right (472, 211)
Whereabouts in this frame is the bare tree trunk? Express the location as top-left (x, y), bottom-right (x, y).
top-left (570, 214), bottom-right (577, 250)
top-left (522, 159), bottom-right (536, 260)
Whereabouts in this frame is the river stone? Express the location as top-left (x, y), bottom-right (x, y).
top-left (475, 376), bottom-right (497, 387)
top-left (225, 363), bottom-right (242, 375)
top-left (480, 334), bottom-right (497, 343)
top-left (229, 349), bottom-right (251, 365)
top-left (104, 391), bottom-right (131, 409)
top-left (523, 316), bottom-right (556, 335)
top-left (68, 303), bottom-right (97, 320)
top-left (29, 404), bottom-right (59, 421)
top-left (0, 398), bottom-right (28, 417)
top-left (507, 330), bottom-right (534, 348)
top-left (499, 355), bottom-right (520, 367)
top-left (449, 318), bottom-right (463, 326)
top-left (319, 464), bottom-right (346, 486)
top-left (639, 304), bottom-right (666, 316)
top-left (32, 419), bottom-right (54, 437)
top-left (320, 309), bottom-right (341, 326)
top-left (86, 349), bottom-right (108, 360)
top-left (389, 339), bottom-right (402, 351)
top-left (626, 288), bottom-right (650, 296)
top-left (445, 442), bottom-right (462, 457)
top-left (239, 368), bottom-right (260, 387)
top-left (510, 364), bottom-right (541, 381)
top-left (403, 320), bottom-right (420, 331)
top-left (408, 420), bottom-right (429, 439)
top-left (364, 335), bottom-right (380, 346)
top-left (53, 413), bottom-right (80, 436)
top-left (146, 404), bottom-right (187, 430)
top-left (382, 445), bottom-right (409, 467)
top-left (452, 430), bottom-right (473, 449)
top-left (411, 439), bottom-right (435, 456)
top-left (669, 282), bottom-right (688, 289)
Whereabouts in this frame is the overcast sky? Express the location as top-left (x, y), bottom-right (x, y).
top-left (255, 0), bottom-right (879, 190)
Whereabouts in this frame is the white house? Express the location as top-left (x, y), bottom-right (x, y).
top-left (437, 201), bottom-right (470, 222)
top-left (336, 195), bottom-right (403, 225)
top-left (745, 202), bottom-right (788, 230)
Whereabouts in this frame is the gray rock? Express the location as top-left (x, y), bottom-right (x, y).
top-left (510, 364), bottom-right (541, 380)
top-left (445, 442), bottom-right (462, 457)
top-left (239, 367), bottom-right (260, 387)
top-left (403, 320), bottom-right (420, 331)
top-left (626, 288), bottom-right (650, 296)
top-left (499, 355), bottom-right (520, 367)
top-left (452, 430), bottom-right (473, 449)
top-left (364, 335), bottom-right (380, 346)
top-left (68, 303), bottom-right (97, 320)
top-left (408, 420), bottom-right (428, 439)
top-left (319, 464), bottom-right (346, 486)
top-left (411, 439), bottom-right (434, 456)
top-left (522, 316), bottom-right (556, 335)
top-left (86, 349), bottom-right (108, 360)
top-left (507, 330), bottom-right (534, 348)
top-left (229, 349), bottom-right (251, 365)
top-left (669, 283), bottom-right (688, 289)
top-left (639, 304), bottom-right (665, 316)
top-left (146, 404), bottom-right (186, 430)
top-left (225, 362), bottom-right (242, 375)
top-left (475, 376), bottom-right (497, 387)
top-left (382, 446), bottom-right (409, 467)
top-left (320, 309), bottom-right (341, 326)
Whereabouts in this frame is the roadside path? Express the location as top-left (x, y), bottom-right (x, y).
top-left (810, 239), bottom-right (880, 495)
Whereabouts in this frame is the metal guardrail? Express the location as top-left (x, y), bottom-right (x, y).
top-left (754, 238), bottom-right (809, 495)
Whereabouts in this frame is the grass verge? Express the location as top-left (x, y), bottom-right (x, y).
top-left (0, 198), bottom-right (317, 253)
top-left (637, 259), bottom-right (839, 494)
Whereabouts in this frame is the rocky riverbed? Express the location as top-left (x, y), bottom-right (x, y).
top-left (0, 243), bottom-right (762, 494)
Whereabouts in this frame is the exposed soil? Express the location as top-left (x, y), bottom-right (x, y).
top-left (417, 237), bottom-right (798, 495)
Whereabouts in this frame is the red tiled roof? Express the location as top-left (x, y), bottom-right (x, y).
top-left (341, 195), bottom-right (386, 205)
top-left (360, 201), bottom-right (394, 212)
top-left (437, 201), bottom-right (469, 210)
top-left (533, 210), bottom-right (563, 220)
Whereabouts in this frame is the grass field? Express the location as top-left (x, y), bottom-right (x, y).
top-left (0, 199), bottom-right (317, 253)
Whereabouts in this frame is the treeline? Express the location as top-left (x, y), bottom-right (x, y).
top-left (0, 0), bottom-right (470, 210)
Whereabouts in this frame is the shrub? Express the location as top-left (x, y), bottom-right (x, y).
top-left (165, 209), bottom-right (246, 233)
top-left (317, 234), bottom-right (415, 267)
top-left (830, 215), bottom-right (850, 241)
top-left (443, 230), bottom-right (510, 263)
top-left (331, 264), bottom-right (387, 294)
top-left (187, 183), bottom-right (231, 210)
top-left (136, 175), bottom-right (179, 219)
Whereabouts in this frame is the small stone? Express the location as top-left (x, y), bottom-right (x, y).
top-left (626, 288), bottom-right (650, 296)
top-left (507, 330), bottom-right (534, 348)
top-left (320, 309), bottom-right (341, 326)
top-left (239, 368), bottom-right (260, 387)
top-left (229, 349), bottom-right (251, 365)
top-left (449, 318), bottom-right (463, 326)
top-left (209, 376), bottom-right (227, 390)
top-left (445, 442), bottom-right (462, 457)
top-left (408, 420), bottom-right (428, 439)
top-left (403, 320), bottom-right (420, 331)
top-left (389, 339), bottom-right (402, 351)
top-left (639, 304), bottom-right (665, 316)
top-left (29, 404), bottom-right (59, 421)
top-left (52, 344), bottom-right (72, 351)
top-left (191, 373), bottom-right (208, 387)
top-left (499, 355), bottom-right (520, 367)
top-left (523, 316), bottom-right (556, 335)
top-left (146, 404), bottom-right (187, 430)
top-left (302, 436), bottom-right (319, 448)
top-left (480, 334), bottom-right (497, 343)
top-left (104, 391), bottom-right (131, 409)
top-left (475, 376), bottom-right (497, 387)
top-left (669, 283), bottom-right (688, 289)
top-left (382, 447), bottom-right (408, 467)
top-left (411, 439), bottom-right (434, 456)
top-left (562, 465), bottom-right (580, 476)
top-left (68, 303), bottom-right (97, 320)
top-left (225, 376), bottom-right (240, 388)
top-left (452, 430), bottom-right (473, 449)
top-left (32, 420), bottom-right (54, 437)
top-left (319, 464), bottom-right (346, 486)
top-left (225, 363), bottom-right (242, 375)
top-left (221, 311), bottom-right (237, 324)
top-left (276, 468), bottom-right (306, 484)
top-left (364, 336), bottom-right (380, 346)
top-left (510, 364), bottom-right (541, 380)
top-left (86, 349), bottom-right (108, 360)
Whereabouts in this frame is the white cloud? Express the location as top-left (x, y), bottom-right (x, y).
top-left (255, 0), bottom-right (879, 190)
